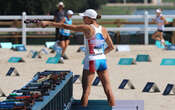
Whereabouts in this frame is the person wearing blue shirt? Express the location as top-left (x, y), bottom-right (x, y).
top-left (58, 10), bottom-right (74, 60)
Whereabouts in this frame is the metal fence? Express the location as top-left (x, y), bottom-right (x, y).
top-left (1, 12), bottom-right (175, 45)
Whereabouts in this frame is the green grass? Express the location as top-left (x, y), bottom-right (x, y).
top-left (162, 0), bottom-right (175, 2)
top-left (99, 5), bottom-right (135, 15)
top-left (135, 5), bottom-right (175, 10)
top-left (99, 5), bottom-right (175, 15)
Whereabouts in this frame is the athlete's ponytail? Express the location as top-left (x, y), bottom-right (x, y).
top-left (96, 15), bottom-right (101, 19)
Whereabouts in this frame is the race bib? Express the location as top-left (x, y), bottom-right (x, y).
top-left (94, 48), bottom-right (103, 54)
top-left (64, 29), bottom-right (70, 34)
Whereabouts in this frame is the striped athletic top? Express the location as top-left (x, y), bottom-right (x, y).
top-left (155, 14), bottom-right (164, 31)
top-left (84, 24), bottom-right (106, 60)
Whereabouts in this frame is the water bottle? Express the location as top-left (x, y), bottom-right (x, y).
top-left (55, 47), bottom-right (62, 59)
top-left (53, 42), bottom-right (62, 56)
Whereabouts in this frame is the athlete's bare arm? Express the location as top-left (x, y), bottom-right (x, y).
top-left (40, 21), bottom-right (92, 39)
top-left (102, 27), bottom-right (114, 54)
top-left (161, 16), bottom-right (168, 25)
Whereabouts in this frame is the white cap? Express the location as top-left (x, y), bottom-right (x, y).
top-left (156, 9), bottom-right (162, 13)
top-left (57, 2), bottom-right (64, 7)
top-left (79, 9), bottom-right (97, 19)
top-left (67, 10), bottom-right (74, 15)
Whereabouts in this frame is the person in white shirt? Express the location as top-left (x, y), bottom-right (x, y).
top-left (152, 8), bottom-right (168, 46)
top-left (39, 9), bottom-right (115, 107)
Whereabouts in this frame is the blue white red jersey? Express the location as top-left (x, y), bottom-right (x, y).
top-left (59, 17), bottom-right (72, 36)
top-left (83, 24), bottom-right (107, 72)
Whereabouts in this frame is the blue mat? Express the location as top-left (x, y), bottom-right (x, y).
top-left (45, 42), bottom-right (55, 49)
top-left (6, 67), bottom-right (19, 76)
top-left (72, 100), bottom-right (111, 110)
top-left (92, 77), bottom-right (100, 86)
top-left (46, 49), bottom-right (62, 64)
top-left (162, 84), bottom-right (175, 95)
top-left (118, 58), bottom-right (135, 65)
top-left (0, 42), bottom-right (12, 49)
top-left (160, 58), bottom-right (175, 65)
top-left (72, 100), bottom-right (144, 110)
top-left (142, 82), bottom-right (160, 92)
top-left (165, 45), bottom-right (175, 50)
top-left (6, 67), bottom-right (15, 76)
top-left (12, 44), bottom-right (24, 49)
top-left (8, 57), bottom-right (23, 63)
top-left (73, 75), bottom-right (80, 83)
top-left (46, 57), bottom-right (60, 64)
top-left (155, 40), bottom-right (171, 48)
top-left (12, 44), bottom-right (26, 51)
top-left (136, 54), bottom-right (150, 62)
top-left (118, 79), bottom-right (129, 89)
top-left (166, 18), bottom-right (173, 22)
top-left (16, 45), bottom-right (26, 51)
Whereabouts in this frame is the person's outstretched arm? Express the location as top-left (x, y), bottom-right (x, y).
top-left (161, 16), bottom-right (168, 25)
top-left (152, 17), bottom-right (156, 24)
top-left (40, 21), bottom-right (89, 32)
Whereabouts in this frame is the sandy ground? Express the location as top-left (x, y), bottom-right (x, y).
top-left (0, 45), bottom-right (175, 110)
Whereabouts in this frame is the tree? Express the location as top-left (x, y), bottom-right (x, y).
top-left (64, 0), bottom-right (88, 12)
top-left (0, 0), bottom-right (107, 15)
top-left (86, 0), bottom-right (107, 10)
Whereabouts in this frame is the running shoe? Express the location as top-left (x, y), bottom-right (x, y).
top-left (59, 57), bottom-right (64, 63)
top-left (62, 54), bottom-right (69, 60)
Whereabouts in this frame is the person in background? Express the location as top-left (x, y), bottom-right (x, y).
top-left (54, 2), bottom-right (65, 44)
top-left (39, 9), bottom-right (115, 107)
top-left (58, 10), bottom-right (74, 60)
top-left (52, 1), bottom-right (65, 63)
top-left (152, 8), bottom-right (168, 47)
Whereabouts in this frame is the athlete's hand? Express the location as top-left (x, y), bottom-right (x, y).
top-left (158, 22), bottom-right (163, 26)
top-left (152, 18), bottom-right (156, 23)
top-left (39, 21), bottom-right (50, 28)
